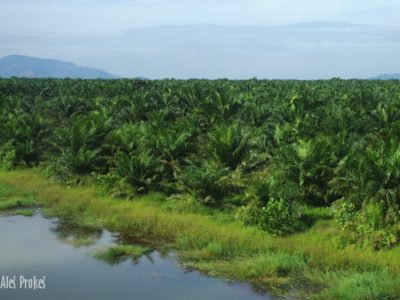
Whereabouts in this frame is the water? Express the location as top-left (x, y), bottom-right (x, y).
top-left (0, 212), bottom-right (275, 300)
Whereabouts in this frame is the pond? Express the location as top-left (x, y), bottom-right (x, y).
top-left (0, 211), bottom-right (277, 300)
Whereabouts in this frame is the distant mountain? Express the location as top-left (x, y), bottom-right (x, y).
top-left (0, 55), bottom-right (118, 79)
top-left (371, 74), bottom-right (400, 80)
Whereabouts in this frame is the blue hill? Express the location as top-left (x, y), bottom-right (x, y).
top-left (0, 55), bottom-right (118, 79)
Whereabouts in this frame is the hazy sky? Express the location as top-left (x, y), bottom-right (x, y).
top-left (1, 0), bottom-right (400, 78)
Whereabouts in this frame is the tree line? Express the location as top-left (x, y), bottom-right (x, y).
top-left (1, 78), bottom-right (399, 248)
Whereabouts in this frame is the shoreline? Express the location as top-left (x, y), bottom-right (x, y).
top-left (1, 169), bottom-right (400, 299)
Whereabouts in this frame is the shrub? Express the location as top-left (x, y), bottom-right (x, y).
top-left (260, 198), bottom-right (296, 236)
top-left (236, 199), bottom-right (263, 226)
top-left (238, 197), bottom-right (297, 236)
top-left (335, 201), bottom-right (400, 250)
top-left (334, 201), bottom-right (358, 231)
top-left (0, 142), bottom-right (17, 170)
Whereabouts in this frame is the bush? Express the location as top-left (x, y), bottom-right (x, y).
top-left (238, 197), bottom-right (296, 236)
top-left (335, 201), bottom-right (358, 230)
top-left (236, 199), bottom-right (263, 226)
top-left (335, 201), bottom-right (400, 250)
top-left (0, 142), bottom-right (17, 170)
top-left (260, 198), bottom-right (296, 236)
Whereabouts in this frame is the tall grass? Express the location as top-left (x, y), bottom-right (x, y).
top-left (0, 182), bottom-right (36, 212)
top-left (1, 169), bottom-right (399, 299)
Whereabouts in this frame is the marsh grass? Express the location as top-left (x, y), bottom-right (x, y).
top-left (93, 244), bottom-right (149, 265)
top-left (0, 197), bottom-right (36, 211)
top-left (0, 182), bottom-right (31, 199)
top-left (305, 269), bottom-right (400, 300)
top-left (0, 183), bottom-right (37, 215)
top-left (4, 209), bottom-right (35, 217)
top-left (0, 169), bottom-right (399, 299)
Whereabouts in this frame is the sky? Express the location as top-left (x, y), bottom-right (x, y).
top-left (0, 0), bottom-right (400, 79)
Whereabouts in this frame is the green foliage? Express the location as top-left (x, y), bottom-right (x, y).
top-left (335, 202), bottom-right (400, 250)
top-left (237, 197), bottom-right (297, 236)
top-left (0, 141), bottom-right (17, 170)
top-left (0, 183), bottom-right (37, 212)
top-left (0, 112), bottom-right (49, 167)
top-left (310, 269), bottom-right (400, 300)
top-left (236, 199), bottom-right (263, 226)
top-left (296, 135), bottom-right (339, 205)
top-left (93, 244), bottom-right (148, 265)
top-left (181, 162), bottom-right (231, 205)
top-left (2, 78), bottom-right (400, 242)
top-left (4, 170), bottom-right (400, 299)
top-left (114, 150), bottom-right (162, 193)
top-left (0, 197), bottom-right (36, 211)
top-left (260, 198), bottom-right (296, 236)
top-left (47, 110), bottom-right (113, 177)
top-left (206, 123), bottom-right (252, 170)
top-left (335, 202), bottom-right (358, 230)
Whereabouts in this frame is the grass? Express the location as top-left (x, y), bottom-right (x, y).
top-left (93, 244), bottom-right (149, 265)
top-left (4, 209), bottom-right (35, 217)
top-left (305, 269), bottom-right (400, 300)
top-left (0, 169), bottom-right (399, 299)
top-left (0, 197), bottom-right (36, 211)
top-left (0, 182), bottom-right (36, 216)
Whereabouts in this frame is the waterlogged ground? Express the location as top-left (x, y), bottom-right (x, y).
top-left (0, 212), bottom-right (276, 300)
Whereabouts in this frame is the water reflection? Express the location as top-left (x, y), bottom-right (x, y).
top-left (92, 245), bottom-right (153, 266)
top-left (50, 219), bottom-right (103, 247)
top-left (0, 212), bottom-right (276, 300)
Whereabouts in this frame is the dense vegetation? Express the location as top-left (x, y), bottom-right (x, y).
top-left (3, 170), bottom-right (400, 299)
top-left (1, 78), bottom-right (400, 249)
